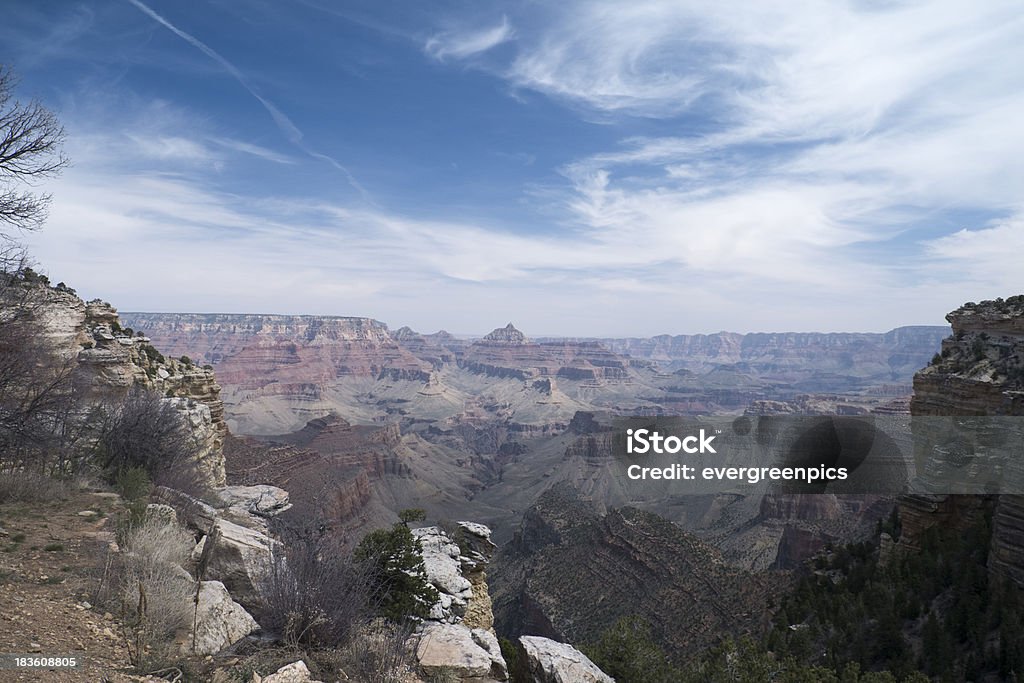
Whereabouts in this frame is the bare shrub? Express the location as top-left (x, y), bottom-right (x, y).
top-left (332, 619), bottom-right (416, 683)
top-left (117, 511), bottom-right (195, 671)
top-left (93, 386), bottom-right (206, 496)
top-left (0, 469), bottom-right (68, 503)
top-left (0, 260), bottom-right (77, 474)
top-left (258, 518), bottom-right (375, 649)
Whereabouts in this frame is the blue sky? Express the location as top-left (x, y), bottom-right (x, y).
top-left (4, 0), bottom-right (1023, 335)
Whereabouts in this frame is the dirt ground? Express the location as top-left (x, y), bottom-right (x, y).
top-left (0, 487), bottom-right (155, 682)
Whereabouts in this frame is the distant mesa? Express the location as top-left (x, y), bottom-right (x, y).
top-left (483, 323), bottom-right (527, 345)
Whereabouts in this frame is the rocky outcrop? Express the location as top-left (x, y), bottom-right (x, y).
top-left (482, 323), bottom-right (528, 345)
top-left (414, 523), bottom-right (497, 627)
top-left (218, 485), bottom-right (292, 519)
top-left (27, 288), bottom-right (228, 488)
top-left (900, 296), bottom-right (1024, 585)
top-left (492, 484), bottom-right (787, 658)
top-left (911, 296), bottom-right (1024, 416)
top-left (196, 517), bottom-right (276, 609)
top-left (154, 487), bottom-right (278, 610)
top-left (259, 660), bottom-right (323, 683)
top-left (518, 636), bottom-right (614, 683)
top-left (410, 522), bottom-right (508, 681)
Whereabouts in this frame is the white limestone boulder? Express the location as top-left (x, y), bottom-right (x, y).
top-left (519, 636), bottom-right (614, 683)
top-left (189, 580), bottom-right (259, 655)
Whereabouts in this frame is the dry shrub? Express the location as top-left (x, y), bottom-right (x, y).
top-left (117, 511), bottom-right (196, 670)
top-left (258, 518), bottom-right (377, 649)
top-left (95, 387), bottom-right (214, 503)
top-left (330, 619), bottom-right (415, 683)
top-left (0, 468), bottom-right (68, 503)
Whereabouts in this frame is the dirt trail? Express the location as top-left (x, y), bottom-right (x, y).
top-left (0, 488), bottom-right (146, 682)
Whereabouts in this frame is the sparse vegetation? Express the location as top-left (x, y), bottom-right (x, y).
top-left (115, 466), bottom-right (153, 502)
top-left (583, 615), bottom-right (683, 683)
top-left (259, 518), bottom-right (374, 649)
top-left (256, 517), bottom-right (417, 681)
top-left (765, 508), bottom-right (1024, 682)
top-left (92, 386), bottom-right (206, 495)
top-left (0, 469), bottom-right (69, 503)
top-left (399, 507), bottom-right (426, 526)
top-left (115, 512), bottom-right (195, 672)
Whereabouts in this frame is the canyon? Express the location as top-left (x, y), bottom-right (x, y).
top-left (19, 287), bottom-right (1024, 679)
top-left (108, 311), bottom-right (955, 655)
top-left (116, 315), bottom-right (946, 550)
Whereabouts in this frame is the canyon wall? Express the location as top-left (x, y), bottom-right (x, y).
top-left (901, 296), bottom-right (1024, 585)
top-left (32, 288), bottom-right (228, 486)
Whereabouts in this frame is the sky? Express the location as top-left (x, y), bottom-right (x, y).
top-left (2, 0), bottom-right (1023, 336)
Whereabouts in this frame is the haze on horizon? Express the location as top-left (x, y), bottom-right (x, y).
top-left (4, 0), bottom-right (1023, 337)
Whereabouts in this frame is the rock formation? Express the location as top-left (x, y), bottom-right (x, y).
top-left (155, 486), bottom-right (283, 610)
top-left (414, 523), bottom-right (497, 627)
top-left (410, 522), bottom-right (509, 682)
top-left (190, 580), bottom-right (260, 655)
top-left (30, 288), bottom-right (228, 488)
top-left (605, 326), bottom-right (948, 384)
top-left (415, 623), bottom-right (507, 682)
top-left (491, 483), bottom-right (787, 659)
top-left (899, 296), bottom-right (1024, 585)
top-left (259, 660), bottom-right (323, 683)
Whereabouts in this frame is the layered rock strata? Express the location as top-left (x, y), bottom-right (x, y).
top-left (491, 483), bottom-right (787, 658)
top-left (30, 287), bottom-right (228, 487)
top-left (900, 296), bottom-right (1024, 585)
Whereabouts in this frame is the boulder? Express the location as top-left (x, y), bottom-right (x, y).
top-left (416, 622), bottom-right (507, 681)
top-left (204, 517), bottom-right (276, 608)
top-left (153, 487), bottom-right (218, 530)
top-left (518, 636), bottom-right (613, 683)
top-left (154, 486), bottom-right (278, 608)
top-left (259, 660), bottom-right (322, 683)
top-left (190, 580), bottom-right (259, 655)
top-left (218, 485), bottom-right (291, 517)
top-left (455, 522), bottom-right (498, 570)
top-left (145, 503), bottom-right (178, 526)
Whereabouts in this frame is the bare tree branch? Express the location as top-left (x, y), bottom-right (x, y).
top-left (0, 65), bottom-right (68, 235)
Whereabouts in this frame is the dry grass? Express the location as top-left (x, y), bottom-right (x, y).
top-left (115, 511), bottom-right (196, 671)
top-left (329, 619), bottom-right (416, 683)
top-left (0, 469), bottom-right (69, 503)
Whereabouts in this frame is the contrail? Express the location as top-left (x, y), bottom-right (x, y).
top-left (125, 0), bottom-right (371, 202)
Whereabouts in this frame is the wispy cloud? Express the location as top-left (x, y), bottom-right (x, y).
top-left (208, 137), bottom-right (295, 165)
top-left (28, 122), bottom-right (961, 335)
top-left (487, 0), bottom-right (1024, 317)
top-left (15, 0), bottom-right (1024, 335)
top-left (124, 0), bottom-right (369, 199)
top-left (425, 16), bottom-right (513, 61)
